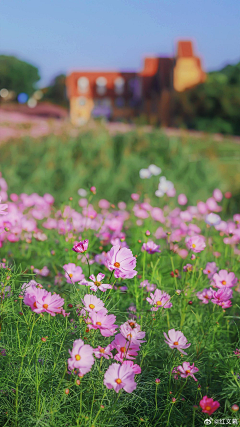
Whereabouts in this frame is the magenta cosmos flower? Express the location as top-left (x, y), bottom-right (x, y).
top-left (211, 288), bottom-right (233, 307)
top-left (80, 273), bottom-right (112, 292)
top-left (111, 333), bottom-right (140, 362)
top-left (196, 288), bottom-right (214, 304)
top-left (0, 199), bottom-right (8, 215)
top-left (104, 363), bottom-right (137, 393)
top-left (212, 270), bottom-right (237, 288)
top-left (203, 262), bottom-right (218, 279)
top-left (106, 245), bottom-right (137, 279)
top-left (93, 345), bottom-right (113, 359)
top-left (164, 329), bottom-right (191, 355)
top-left (199, 396), bottom-right (220, 416)
top-left (186, 235), bottom-right (206, 253)
top-left (24, 287), bottom-right (64, 317)
top-left (89, 310), bottom-right (118, 337)
top-left (176, 362), bottom-right (199, 381)
top-left (63, 263), bottom-right (84, 284)
top-left (141, 241), bottom-right (161, 254)
top-left (72, 239), bottom-right (88, 253)
top-left (68, 338), bottom-right (94, 375)
top-left (146, 289), bottom-right (172, 311)
top-left (82, 294), bottom-right (105, 313)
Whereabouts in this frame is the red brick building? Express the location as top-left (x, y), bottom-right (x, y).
top-left (66, 40), bottom-right (205, 125)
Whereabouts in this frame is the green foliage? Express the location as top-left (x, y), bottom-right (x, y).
top-left (43, 74), bottom-right (68, 107)
top-left (172, 61), bottom-right (240, 136)
top-left (0, 55), bottom-right (40, 96)
top-left (1, 128), bottom-right (240, 211)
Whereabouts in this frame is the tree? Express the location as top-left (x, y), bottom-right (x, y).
top-left (43, 74), bottom-right (68, 106)
top-left (0, 55), bottom-right (40, 96)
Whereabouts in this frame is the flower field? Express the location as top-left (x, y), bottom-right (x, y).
top-left (0, 129), bottom-right (240, 426)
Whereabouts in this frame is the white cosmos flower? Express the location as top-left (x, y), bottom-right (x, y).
top-left (78, 188), bottom-right (87, 197)
top-left (205, 213), bottom-right (221, 226)
top-left (139, 169), bottom-right (152, 179)
top-left (148, 164), bottom-right (161, 176)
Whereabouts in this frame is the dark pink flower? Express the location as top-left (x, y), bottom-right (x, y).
top-left (176, 362), bottom-right (199, 381)
top-left (142, 241), bottom-right (161, 254)
top-left (72, 239), bottom-right (88, 253)
top-left (106, 245), bottom-right (137, 279)
top-left (146, 289), bottom-right (172, 311)
top-left (199, 396), bottom-right (220, 416)
top-left (68, 338), bottom-right (94, 375)
top-left (164, 329), bottom-right (191, 355)
top-left (104, 363), bottom-right (137, 393)
top-left (213, 270), bottom-right (237, 288)
top-left (196, 288), bottom-right (214, 304)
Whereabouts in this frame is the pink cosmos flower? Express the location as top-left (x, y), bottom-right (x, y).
top-left (183, 264), bottom-right (193, 272)
top-left (176, 362), bottom-right (199, 381)
top-left (131, 193), bottom-right (140, 201)
top-left (164, 329), bottom-right (191, 355)
top-left (212, 270), bottom-right (237, 288)
top-left (34, 266), bottom-right (50, 277)
top-left (88, 310), bottom-right (118, 337)
top-left (63, 263), bottom-right (84, 284)
top-left (106, 245), bottom-right (137, 279)
top-left (186, 235), bottom-right (206, 253)
top-left (178, 194), bottom-right (187, 206)
top-left (146, 289), bottom-right (172, 311)
top-left (211, 288), bottom-right (233, 307)
top-left (140, 280), bottom-right (156, 292)
top-left (196, 288), bottom-right (214, 304)
top-left (120, 320), bottom-right (146, 345)
top-left (104, 363), bottom-right (137, 393)
top-left (72, 239), bottom-right (88, 253)
top-left (122, 360), bottom-right (141, 374)
top-left (213, 189), bottom-right (223, 202)
top-left (93, 345), bottom-right (113, 359)
top-left (80, 273), bottom-right (112, 292)
top-left (111, 333), bottom-right (140, 362)
top-left (0, 199), bottom-right (8, 215)
top-left (82, 294), bottom-right (105, 313)
top-left (203, 262), bottom-right (218, 279)
top-left (199, 396), bottom-right (220, 416)
top-left (24, 287), bottom-right (64, 317)
top-left (98, 199), bottom-right (110, 209)
top-left (141, 241), bottom-right (161, 254)
top-left (68, 338), bottom-right (94, 375)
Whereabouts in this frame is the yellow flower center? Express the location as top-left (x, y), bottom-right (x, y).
top-left (114, 262), bottom-right (120, 268)
top-left (186, 370), bottom-right (191, 374)
top-left (94, 281), bottom-right (101, 287)
top-left (75, 354), bottom-right (81, 361)
top-left (99, 348), bottom-right (105, 353)
top-left (208, 270), bottom-right (211, 273)
top-left (33, 302), bottom-right (37, 308)
top-left (69, 274), bottom-right (73, 278)
top-left (192, 244), bottom-right (196, 248)
top-left (89, 304), bottom-right (95, 309)
top-left (205, 406), bottom-right (211, 411)
top-left (173, 341), bottom-right (179, 346)
top-left (96, 322), bottom-right (102, 326)
top-left (129, 322), bottom-right (136, 329)
top-left (222, 280), bottom-right (226, 285)
top-left (115, 378), bottom-right (122, 384)
top-left (156, 301), bottom-right (162, 306)
top-left (120, 346), bottom-right (126, 353)
top-left (43, 304), bottom-right (48, 309)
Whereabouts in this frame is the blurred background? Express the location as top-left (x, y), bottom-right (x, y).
top-left (0, 0), bottom-right (240, 209)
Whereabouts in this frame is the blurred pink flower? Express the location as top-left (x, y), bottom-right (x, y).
top-left (196, 288), bottom-right (214, 304)
top-left (203, 262), bottom-right (218, 279)
top-left (186, 235), bottom-right (206, 253)
top-left (213, 270), bottom-right (237, 288)
top-left (178, 194), bottom-right (188, 205)
top-left (72, 239), bottom-right (88, 253)
top-left (93, 345), bottom-right (113, 359)
top-left (213, 189), bottom-right (223, 202)
top-left (142, 241), bottom-right (161, 254)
